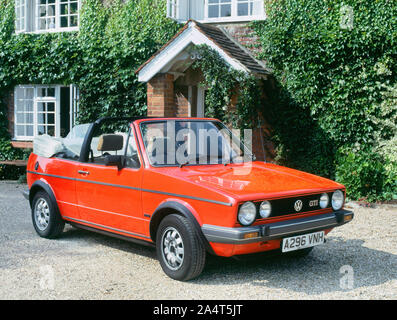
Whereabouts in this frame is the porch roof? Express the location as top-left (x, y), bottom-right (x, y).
top-left (136, 20), bottom-right (269, 83)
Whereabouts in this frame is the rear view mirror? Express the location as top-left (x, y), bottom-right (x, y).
top-left (105, 155), bottom-right (126, 170)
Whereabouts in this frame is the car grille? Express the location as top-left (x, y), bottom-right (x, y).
top-left (255, 192), bottom-right (334, 219)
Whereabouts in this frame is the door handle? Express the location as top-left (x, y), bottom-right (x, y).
top-left (78, 170), bottom-right (90, 175)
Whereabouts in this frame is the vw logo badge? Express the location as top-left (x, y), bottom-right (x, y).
top-left (294, 200), bottom-right (303, 212)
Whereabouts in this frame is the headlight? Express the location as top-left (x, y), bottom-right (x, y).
top-left (332, 190), bottom-right (344, 210)
top-left (238, 201), bottom-right (257, 226)
top-left (319, 193), bottom-right (329, 209)
top-left (259, 201), bottom-right (272, 218)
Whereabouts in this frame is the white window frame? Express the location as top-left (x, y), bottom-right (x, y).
top-left (14, 85), bottom-right (79, 141)
top-left (15, 0), bottom-right (80, 34)
top-left (167, 0), bottom-right (179, 20)
top-left (166, 0), bottom-right (265, 23)
top-left (204, 0), bottom-right (265, 23)
top-left (15, 0), bottom-right (27, 33)
top-left (14, 85), bottom-right (35, 140)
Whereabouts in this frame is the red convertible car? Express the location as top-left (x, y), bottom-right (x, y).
top-left (24, 117), bottom-right (354, 281)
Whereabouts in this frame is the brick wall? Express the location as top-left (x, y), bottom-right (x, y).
top-left (219, 23), bottom-right (262, 57)
top-left (147, 73), bottom-right (176, 117)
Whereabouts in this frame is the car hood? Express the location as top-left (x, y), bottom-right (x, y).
top-left (159, 162), bottom-right (343, 201)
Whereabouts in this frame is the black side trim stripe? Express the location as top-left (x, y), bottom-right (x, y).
top-left (27, 170), bottom-right (232, 206)
top-left (63, 216), bottom-right (152, 240)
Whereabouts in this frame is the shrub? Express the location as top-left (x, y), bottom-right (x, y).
top-left (253, 0), bottom-right (397, 200)
top-left (335, 147), bottom-right (396, 202)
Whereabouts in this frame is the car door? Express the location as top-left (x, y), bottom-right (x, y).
top-left (75, 125), bottom-right (146, 238)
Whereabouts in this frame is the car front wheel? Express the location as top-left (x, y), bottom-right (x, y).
top-left (32, 191), bottom-right (65, 239)
top-left (156, 214), bottom-right (206, 281)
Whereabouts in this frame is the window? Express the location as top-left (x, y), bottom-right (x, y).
top-left (167, 0), bottom-right (178, 19)
top-left (15, 0), bottom-right (80, 33)
top-left (206, 0), bottom-right (263, 20)
top-left (166, 0), bottom-right (264, 22)
top-left (14, 86), bottom-right (34, 140)
top-left (14, 85), bottom-right (79, 140)
top-left (237, 0), bottom-right (262, 17)
top-left (36, 87), bottom-right (57, 136)
top-left (15, 0), bottom-right (27, 32)
top-left (208, 0), bottom-right (232, 18)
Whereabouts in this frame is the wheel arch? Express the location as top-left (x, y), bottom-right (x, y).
top-left (149, 201), bottom-right (214, 254)
top-left (29, 180), bottom-right (60, 217)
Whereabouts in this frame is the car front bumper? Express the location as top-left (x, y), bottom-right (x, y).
top-left (201, 210), bottom-right (354, 244)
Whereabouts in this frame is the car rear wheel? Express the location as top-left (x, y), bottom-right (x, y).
top-left (156, 214), bottom-right (206, 281)
top-left (32, 191), bottom-right (64, 239)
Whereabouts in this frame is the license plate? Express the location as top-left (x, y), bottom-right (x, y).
top-left (282, 231), bottom-right (325, 253)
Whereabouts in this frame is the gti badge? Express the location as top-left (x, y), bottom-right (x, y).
top-left (294, 200), bottom-right (303, 212)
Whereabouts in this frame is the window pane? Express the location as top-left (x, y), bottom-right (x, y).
top-left (16, 113), bottom-right (25, 123)
top-left (25, 88), bottom-right (34, 99)
top-left (208, 5), bottom-right (218, 18)
top-left (221, 4), bottom-right (231, 17)
top-left (47, 126), bottom-right (55, 136)
top-left (61, 16), bottom-right (69, 28)
top-left (48, 18), bottom-right (56, 29)
top-left (26, 100), bottom-right (33, 112)
top-left (70, 15), bottom-right (78, 27)
top-left (47, 102), bottom-right (55, 112)
top-left (26, 125), bottom-right (34, 136)
top-left (16, 125), bottom-right (26, 136)
top-left (39, 6), bottom-right (46, 17)
top-left (48, 88), bottom-right (55, 96)
top-left (15, 100), bottom-right (24, 112)
top-left (47, 113), bottom-right (55, 125)
top-left (37, 113), bottom-right (46, 124)
top-left (37, 103), bottom-right (45, 112)
top-left (61, 4), bottom-right (68, 15)
top-left (26, 113), bottom-right (34, 123)
top-left (70, 2), bottom-right (78, 14)
top-left (37, 125), bottom-right (46, 135)
top-left (238, 3), bottom-right (248, 16)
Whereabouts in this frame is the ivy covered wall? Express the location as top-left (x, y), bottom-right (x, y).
top-left (252, 0), bottom-right (397, 201)
top-left (0, 0), bottom-right (180, 176)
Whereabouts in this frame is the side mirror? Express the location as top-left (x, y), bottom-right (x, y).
top-left (105, 155), bottom-right (126, 170)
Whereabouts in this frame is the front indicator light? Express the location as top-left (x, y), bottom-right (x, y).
top-left (344, 214), bottom-right (353, 222)
top-left (243, 232), bottom-right (260, 239)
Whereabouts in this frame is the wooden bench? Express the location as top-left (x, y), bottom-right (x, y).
top-left (0, 160), bottom-right (28, 167)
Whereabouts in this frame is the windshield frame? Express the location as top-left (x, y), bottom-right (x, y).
top-left (138, 119), bottom-right (256, 168)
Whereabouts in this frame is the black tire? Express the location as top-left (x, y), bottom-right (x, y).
top-left (283, 246), bottom-right (314, 258)
top-left (156, 214), bottom-right (206, 281)
top-left (31, 191), bottom-right (64, 239)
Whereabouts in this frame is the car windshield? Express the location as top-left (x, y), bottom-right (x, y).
top-left (140, 120), bottom-right (254, 167)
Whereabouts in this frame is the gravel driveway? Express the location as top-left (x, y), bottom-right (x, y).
top-left (0, 181), bottom-right (396, 300)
